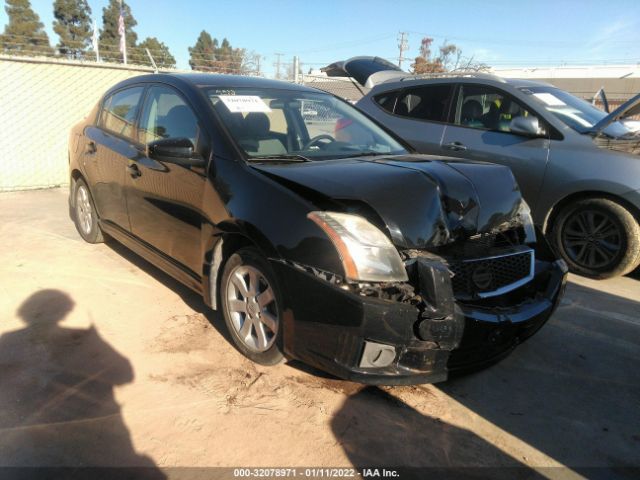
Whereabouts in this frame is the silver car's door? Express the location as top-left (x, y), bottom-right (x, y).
top-left (365, 83), bottom-right (456, 154)
top-left (440, 83), bottom-right (551, 214)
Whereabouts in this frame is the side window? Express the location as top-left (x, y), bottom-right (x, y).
top-left (138, 86), bottom-right (200, 147)
top-left (374, 91), bottom-right (398, 113)
top-left (394, 85), bottom-right (454, 122)
top-left (99, 87), bottom-right (144, 139)
top-left (455, 85), bottom-right (542, 133)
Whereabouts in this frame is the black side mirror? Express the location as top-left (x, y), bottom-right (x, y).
top-left (147, 137), bottom-right (206, 168)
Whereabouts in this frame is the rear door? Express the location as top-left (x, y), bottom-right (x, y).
top-left (83, 86), bottom-right (144, 230)
top-left (369, 84), bottom-right (455, 153)
top-left (126, 84), bottom-right (209, 274)
top-left (440, 83), bottom-right (550, 210)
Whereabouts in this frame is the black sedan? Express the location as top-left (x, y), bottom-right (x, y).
top-left (68, 73), bottom-right (567, 385)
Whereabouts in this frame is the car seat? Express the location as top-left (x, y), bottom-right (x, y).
top-left (461, 100), bottom-right (484, 128)
top-left (240, 112), bottom-right (287, 155)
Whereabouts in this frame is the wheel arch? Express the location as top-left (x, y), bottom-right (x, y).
top-left (203, 225), bottom-right (279, 310)
top-left (543, 190), bottom-right (640, 235)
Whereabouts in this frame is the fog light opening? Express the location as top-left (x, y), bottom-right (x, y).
top-left (359, 340), bottom-right (397, 368)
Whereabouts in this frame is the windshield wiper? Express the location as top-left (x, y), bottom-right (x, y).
top-left (248, 154), bottom-right (312, 162)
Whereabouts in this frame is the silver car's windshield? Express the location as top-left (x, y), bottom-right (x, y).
top-left (521, 86), bottom-right (634, 137)
top-left (203, 87), bottom-right (407, 160)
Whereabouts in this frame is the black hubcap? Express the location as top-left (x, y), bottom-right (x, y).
top-left (562, 210), bottom-right (622, 269)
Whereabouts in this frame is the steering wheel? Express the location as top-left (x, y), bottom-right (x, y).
top-left (303, 134), bottom-right (336, 150)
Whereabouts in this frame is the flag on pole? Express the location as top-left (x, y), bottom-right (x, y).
top-left (92, 19), bottom-right (100, 62)
top-left (118, 1), bottom-right (127, 64)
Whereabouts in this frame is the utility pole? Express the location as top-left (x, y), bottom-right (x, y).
top-left (255, 55), bottom-right (262, 76)
top-left (293, 56), bottom-right (300, 83)
top-left (273, 53), bottom-right (284, 79)
top-left (397, 32), bottom-right (408, 69)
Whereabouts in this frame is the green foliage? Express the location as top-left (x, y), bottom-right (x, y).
top-left (52, 0), bottom-right (93, 59)
top-left (135, 37), bottom-right (176, 69)
top-left (99, 0), bottom-right (138, 63)
top-left (0, 0), bottom-right (54, 56)
top-left (188, 30), bottom-right (245, 73)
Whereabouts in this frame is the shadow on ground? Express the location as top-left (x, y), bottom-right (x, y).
top-left (0, 289), bottom-right (164, 478)
top-left (438, 279), bottom-right (640, 478)
top-left (331, 387), bottom-right (539, 479)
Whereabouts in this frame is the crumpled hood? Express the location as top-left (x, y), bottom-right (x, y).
top-left (251, 154), bottom-right (524, 249)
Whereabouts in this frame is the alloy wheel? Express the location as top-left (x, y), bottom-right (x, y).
top-left (562, 209), bottom-right (622, 270)
top-left (76, 185), bottom-right (93, 235)
top-left (225, 265), bottom-right (279, 352)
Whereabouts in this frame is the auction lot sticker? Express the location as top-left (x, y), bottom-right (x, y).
top-left (219, 95), bottom-right (272, 113)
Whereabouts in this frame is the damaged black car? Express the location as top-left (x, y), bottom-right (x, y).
top-left (68, 73), bottom-right (568, 385)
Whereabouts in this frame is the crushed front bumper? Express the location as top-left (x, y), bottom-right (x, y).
top-left (271, 244), bottom-right (568, 386)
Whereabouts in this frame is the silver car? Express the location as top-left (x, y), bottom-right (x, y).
top-left (323, 57), bottom-right (640, 278)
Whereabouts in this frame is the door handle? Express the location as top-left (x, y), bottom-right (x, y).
top-left (127, 163), bottom-right (141, 178)
top-left (443, 141), bottom-right (467, 152)
top-left (86, 141), bottom-right (97, 155)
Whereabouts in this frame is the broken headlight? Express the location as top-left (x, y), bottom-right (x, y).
top-left (308, 211), bottom-right (408, 283)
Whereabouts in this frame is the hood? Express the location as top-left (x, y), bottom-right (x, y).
top-left (251, 155), bottom-right (524, 249)
top-left (321, 56), bottom-right (409, 88)
top-left (589, 92), bottom-right (640, 136)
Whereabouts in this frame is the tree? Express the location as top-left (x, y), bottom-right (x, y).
top-left (0, 0), bottom-right (54, 56)
top-left (52, 0), bottom-right (93, 59)
top-left (99, 0), bottom-right (138, 63)
top-left (136, 37), bottom-right (176, 69)
top-left (188, 31), bottom-right (245, 73)
top-left (411, 36), bottom-right (488, 74)
top-left (188, 30), bottom-right (216, 71)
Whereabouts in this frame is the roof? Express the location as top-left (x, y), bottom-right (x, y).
top-left (165, 72), bottom-right (317, 92)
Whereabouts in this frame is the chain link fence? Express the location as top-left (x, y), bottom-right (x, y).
top-left (0, 56), bottom-right (159, 191)
top-left (1, 54), bottom-right (638, 191)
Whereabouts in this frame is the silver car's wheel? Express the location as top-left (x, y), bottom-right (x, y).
top-left (220, 248), bottom-right (284, 365)
top-left (76, 184), bottom-right (93, 235)
top-left (226, 265), bottom-right (278, 352)
top-left (552, 198), bottom-right (640, 279)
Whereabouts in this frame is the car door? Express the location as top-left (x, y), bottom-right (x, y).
top-left (369, 84), bottom-right (455, 154)
top-left (83, 86), bottom-right (144, 230)
top-left (440, 84), bottom-right (550, 211)
top-left (126, 84), bottom-right (209, 274)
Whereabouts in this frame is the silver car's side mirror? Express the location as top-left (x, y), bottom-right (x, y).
top-left (509, 116), bottom-right (541, 137)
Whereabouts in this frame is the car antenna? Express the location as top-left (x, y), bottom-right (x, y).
top-left (145, 48), bottom-right (159, 74)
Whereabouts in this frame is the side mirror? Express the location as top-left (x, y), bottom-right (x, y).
top-left (147, 137), bottom-right (206, 168)
top-left (509, 116), bottom-right (542, 137)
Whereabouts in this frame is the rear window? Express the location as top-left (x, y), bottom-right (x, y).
top-left (99, 87), bottom-right (144, 140)
top-left (394, 85), bottom-right (454, 122)
top-left (374, 92), bottom-right (398, 113)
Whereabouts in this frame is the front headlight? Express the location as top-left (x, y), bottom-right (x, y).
top-left (308, 211), bottom-right (408, 283)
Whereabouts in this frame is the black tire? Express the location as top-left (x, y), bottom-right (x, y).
top-left (551, 198), bottom-right (640, 279)
top-left (220, 247), bottom-right (285, 365)
top-left (72, 178), bottom-right (105, 244)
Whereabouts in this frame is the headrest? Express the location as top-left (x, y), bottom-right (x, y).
top-left (244, 112), bottom-right (270, 137)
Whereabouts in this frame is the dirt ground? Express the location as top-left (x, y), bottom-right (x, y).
top-left (0, 188), bottom-right (639, 479)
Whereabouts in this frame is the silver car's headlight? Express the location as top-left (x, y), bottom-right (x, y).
top-left (308, 211), bottom-right (408, 283)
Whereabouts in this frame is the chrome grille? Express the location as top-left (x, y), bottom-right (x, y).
top-left (448, 248), bottom-right (534, 299)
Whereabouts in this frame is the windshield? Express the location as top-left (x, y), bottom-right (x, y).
top-left (203, 87), bottom-right (407, 160)
top-left (521, 86), bottom-right (635, 138)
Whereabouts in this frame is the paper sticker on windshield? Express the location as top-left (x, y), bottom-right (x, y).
top-left (218, 95), bottom-right (271, 113)
top-left (533, 93), bottom-right (566, 106)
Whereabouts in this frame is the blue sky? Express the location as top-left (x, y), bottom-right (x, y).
top-left (2, 0), bottom-right (640, 75)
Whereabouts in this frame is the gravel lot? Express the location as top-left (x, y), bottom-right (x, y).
top-left (1, 188), bottom-right (638, 479)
